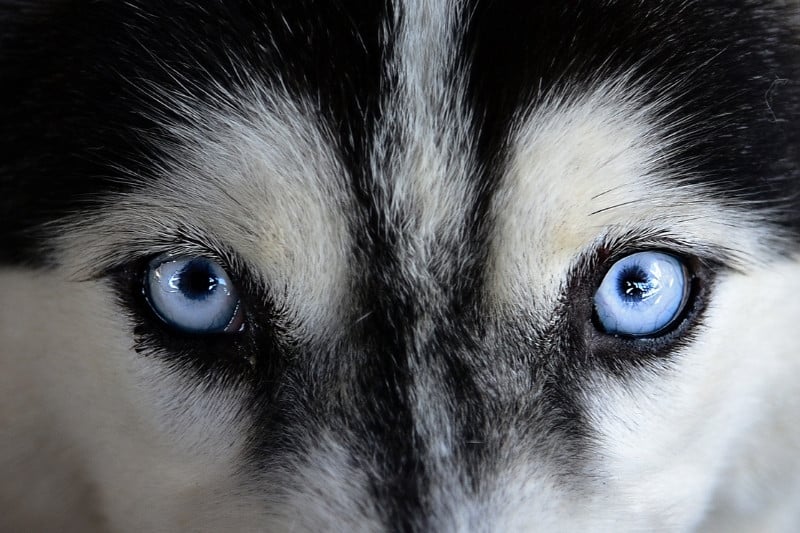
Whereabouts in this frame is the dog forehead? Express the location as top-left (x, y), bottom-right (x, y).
top-left (6, 0), bottom-right (797, 271)
top-left (88, 82), bottom-right (779, 323)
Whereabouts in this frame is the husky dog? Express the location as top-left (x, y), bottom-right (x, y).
top-left (1, 1), bottom-right (799, 531)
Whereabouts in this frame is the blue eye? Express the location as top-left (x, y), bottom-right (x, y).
top-left (594, 252), bottom-right (690, 337)
top-left (144, 255), bottom-right (244, 334)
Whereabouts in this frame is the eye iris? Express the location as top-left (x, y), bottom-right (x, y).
top-left (145, 256), bottom-right (241, 334)
top-left (594, 252), bottom-right (689, 337)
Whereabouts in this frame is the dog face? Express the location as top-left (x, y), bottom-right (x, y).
top-left (1, 1), bottom-right (799, 531)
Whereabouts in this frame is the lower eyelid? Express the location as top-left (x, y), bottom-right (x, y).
top-left (224, 305), bottom-right (246, 333)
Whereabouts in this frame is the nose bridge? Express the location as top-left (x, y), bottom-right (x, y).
top-left (351, 55), bottom-right (487, 526)
top-left (335, 259), bottom-right (477, 530)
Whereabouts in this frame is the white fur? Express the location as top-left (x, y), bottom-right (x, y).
top-left (0, 271), bottom-right (265, 531)
top-left (374, 0), bottom-right (476, 285)
top-left (1, 1), bottom-right (798, 531)
top-left (482, 76), bottom-right (800, 530)
top-left (60, 85), bottom-right (356, 343)
top-left (581, 260), bottom-right (800, 531)
top-left (488, 78), bottom-right (790, 310)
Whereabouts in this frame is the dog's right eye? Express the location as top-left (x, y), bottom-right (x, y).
top-left (143, 255), bottom-right (245, 334)
top-left (593, 251), bottom-right (690, 338)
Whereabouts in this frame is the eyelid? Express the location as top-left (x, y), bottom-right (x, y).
top-left (73, 222), bottom-right (250, 281)
top-left (102, 240), bottom-right (270, 338)
top-left (97, 238), bottom-right (255, 292)
top-left (590, 230), bottom-right (733, 269)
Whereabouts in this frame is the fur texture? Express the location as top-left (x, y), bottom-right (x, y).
top-left (1, 1), bottom-right (799, 531)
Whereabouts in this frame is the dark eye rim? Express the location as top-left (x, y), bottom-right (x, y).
top-left (105, 249), bottom-right (283, 376)
top-left (591, 250), bottom-right (694, 340)
top-left (565, 243), bottom-right (719, 370)
top-left (115, 253), bottom-right (249, 333)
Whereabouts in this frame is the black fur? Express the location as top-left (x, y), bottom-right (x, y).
top-left (1, 2), bottom-right (798, 529)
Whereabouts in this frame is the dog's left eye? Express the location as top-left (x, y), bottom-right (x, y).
top-left (144, 255), bottom-right (244, 334)
top-left (594, 251), bottom-right (690, 337)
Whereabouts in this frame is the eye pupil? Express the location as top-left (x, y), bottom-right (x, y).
top-left (619, 267), bottom-right (656, 301)
top-left (175, 261), bottom-right (219, 300)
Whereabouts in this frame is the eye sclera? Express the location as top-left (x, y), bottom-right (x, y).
top-left (593, 251), bottom-right (691, 338)
top-left (144, 254), bottom-right (245, 335)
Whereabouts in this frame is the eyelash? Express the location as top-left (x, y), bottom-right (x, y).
top-left (580, 247), bottom-right (717, 369)
top-left (108, 253), bottom-right (263, 376)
